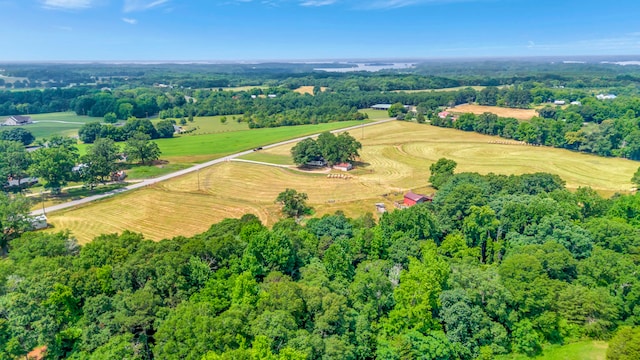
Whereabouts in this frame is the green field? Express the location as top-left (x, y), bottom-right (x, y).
top-left (173, 115), bottom-right (250, 135)
top-left (47, 121), bottom-right (639, 243)
top-left (1, 112), bottom-right (101, 139)
top-left (155, 120), bottom-right (371, 161)
top-left (496, 341), bottom-right (607, 360)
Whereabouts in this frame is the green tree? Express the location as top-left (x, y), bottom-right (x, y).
top-left (0, 128), bottom-right (35, 146)
top-left (291, 138), bottom-right (322, 166)
top-left (632, 167), bottom-right (640, 189)
top-left (608, 326), bottom-right (640, 360)
top-left (220, 116), bottom-right (228, 125)
top-left (103, 112), bottom-right (117, 124)
top-left (0, 140), bottom-right (30, 185)
top-left (276, 189), bottom-right (311, 218)
top-left (124, 132), bottom-right (161, 165)
top-left (80, 138), bottom-right (120, 188)
top-left (29, 137), bottom-right (79, 192)
top-left (388, 103), bottom-right (407, 117)
top-left (429, 158), bottom-right (457, 189)
top-left (155, 119), bottom-right (175, 139)
top-left (0, 193), bottom-right (31, 254)
top-left (78, 122), bottom-right (103, 144)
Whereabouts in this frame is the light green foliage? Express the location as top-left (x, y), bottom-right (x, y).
top-left (124, 132), bottom-right (161, 165)
top-left (429, 158), bottom-right (457, 189)
top-left (608, 327), bottom-right (640, 360)
top-left (29, 136), bottom-right (79, 191)
top-left (275, 188), bottom-right (311, 218)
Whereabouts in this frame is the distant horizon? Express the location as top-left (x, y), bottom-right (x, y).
top-left (2, 1), bottom-right (640, 61)
top-left (1, 55), bottom-right (640, 65)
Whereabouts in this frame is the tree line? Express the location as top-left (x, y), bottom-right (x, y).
top-left (2, 166), bottom-right (640, 358)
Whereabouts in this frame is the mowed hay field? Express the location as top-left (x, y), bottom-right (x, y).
top-left (449, 104), bottom-right (537, 120)
top-left (47, 121), bottom-right (639, 243)
top-left (293, 86), bottom-right (328, 95)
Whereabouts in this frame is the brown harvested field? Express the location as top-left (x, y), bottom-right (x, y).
top-left (449, 104), bottom-right (537, 120)
top-left (293, 86), bottom-right (327, 95)
top-left (47, 121), bottom-right (639, 243)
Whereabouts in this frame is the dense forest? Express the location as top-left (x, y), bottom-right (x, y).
top-left (2, 168), bottom-right (640, 359)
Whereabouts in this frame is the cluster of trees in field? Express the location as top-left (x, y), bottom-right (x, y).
top-left (290, 132), bottom-right (361, 166)
top-left (0, 134), bottom-right (160, 191)
top-left (78, 118), bottom-right (176, 143)
top-left (2, 165), bottom-right (640, 359)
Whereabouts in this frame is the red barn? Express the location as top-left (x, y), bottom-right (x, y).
top-left (403, 191), bottom-right (431, 207)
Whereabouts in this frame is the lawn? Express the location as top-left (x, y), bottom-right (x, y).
top-left (496, 341), bottom-right (607, 360)
top-left (173, 115), bottom-right (249, 135)
top-left (46, 121), bottom-right (639, 243)
top-left (0, 112), bottom-right (101, 139)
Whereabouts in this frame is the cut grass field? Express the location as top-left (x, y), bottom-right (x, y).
top-left (293, 86), bottom-right (327, 95)
top-left (47, 121), bottom-right (639, 243)
top-left (176, 115), bottom-right (249, 135)
top-left (0, 112), bottom-right (101, 139)
top-left (496, 340), bottom-right (607, 360)
top-left (449, 104), bottom-right (537, 120)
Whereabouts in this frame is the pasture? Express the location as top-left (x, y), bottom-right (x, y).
top-left (46, 121), bottom-right (639, 243)
top-left (496, 340), bottom-right (607, 360)
top-left (0, 112), bottom-right (101, 139)
top-left (449, 104), bottom-right (537, 120)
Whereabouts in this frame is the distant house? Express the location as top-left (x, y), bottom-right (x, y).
top-left (438, 111), bottom-right (450, 119)
top-left (596, 94), bottom-right (617, 100)
top-left (2, 115), bottom-right (33, 126)
top-left (333, 162), bottom-right (353, 171)
top-left (173, 124), bottom-right (184, 134)
top-left (5, 177), bottom-right (38, 189)
top-left (111, 170), bottom-right (127, 182)
top-left (403, 191), bottom-right (432, 207)
top-left (375, 203), bottom-right (387, 213)
top-left (306, 160), bottom-right (327, 167)
top-left (570, 101), bottom-right (582, 106)
top-left (267, 94), bottom-right (277, 98)
top-left (554, 100), bottom-right (566, 105)
top-left (251, 95), bottom-right (257, 99)
top-left (371, 104), bottom-right (392, 111)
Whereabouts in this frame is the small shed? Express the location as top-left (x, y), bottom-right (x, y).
top-left (333, 163), bottom-right (353, 172)
top-left (306, 160), bottom-right (327, 167)
top-left (403, 191), bottom-right (432, 207)
top-left (5, 177), bottom-right (38, 189)
top-left (554, 100), bottom-right (566, 105)
top-left (375, 203), bottom-right (387, 213)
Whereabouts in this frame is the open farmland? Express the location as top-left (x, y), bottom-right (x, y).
top-left (449, 104), bottom-right (538, 120)
top-left (0, 112), bottom-right (101, 139)
top-left (293, 86), bottom-right (327, 95)
top-left (496, 340), bottom-right (607, 360)
top-left (46, 121), bottom-right (639, 243)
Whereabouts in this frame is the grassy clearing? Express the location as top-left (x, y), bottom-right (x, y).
top-left (156, 120), bottom-right (370, 161)
top-left (220, 86), bottom-right (267, 92)
top-left (293, 86), bottom-right (327, 95)
top-left (496, 340), bottom-right (607, 360)
top-left (0, 112), bottom-right (101, 139)
top-left (448, 104), bottom-right (537, 120)
top-left (360, 109), bottom-right (393, 120)
top-left (239, 152), bottom-right (294, 165)
top-left (46, 121), bottom-right (639, 243)
top-left (175, 115), bottom-right (249, 135)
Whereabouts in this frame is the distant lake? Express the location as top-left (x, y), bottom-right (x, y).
top-left (314, 63), bottom-right (415, 72)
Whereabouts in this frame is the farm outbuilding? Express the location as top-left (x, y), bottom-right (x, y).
top-left (333, 163), bottom-right (353, 171)
top-left (403, 191), bottom-right (432, 207)
top-left (30, 215), bottom-right (48, 230)
top-left (2, 115), bottom-right (33, 126)
top-left (371, 104), bottom-right (392, 110)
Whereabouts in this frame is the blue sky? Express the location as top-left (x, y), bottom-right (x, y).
top-left (1, 0), bottom-right (640, 61)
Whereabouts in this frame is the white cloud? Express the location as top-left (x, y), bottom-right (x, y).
top-left (300, 0), bottom-right (336, 6)
top-left (122, 17), bottom-right (137, 24)
top-left (41, 0), bottom-right (96, 9)
top-left (123, 0), bottom-right (169, 12)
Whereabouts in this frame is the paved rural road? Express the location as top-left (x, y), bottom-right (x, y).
top-left (30, 118), bottom-right (395, 216)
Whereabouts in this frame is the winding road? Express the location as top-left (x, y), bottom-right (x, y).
top-left (30, 118), bottom-right (394, 216)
